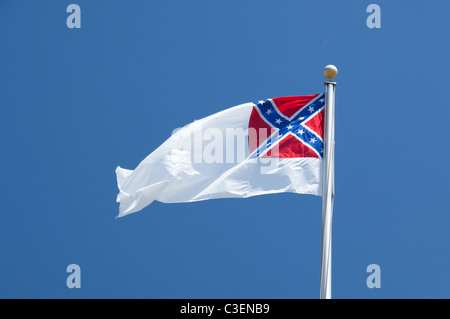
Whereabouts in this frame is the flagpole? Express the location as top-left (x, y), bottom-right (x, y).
top-left (320, 65), bottom-right (337, 299)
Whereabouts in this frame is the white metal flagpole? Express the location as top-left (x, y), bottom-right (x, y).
top-left (320, 65), bottom-right (337, 299)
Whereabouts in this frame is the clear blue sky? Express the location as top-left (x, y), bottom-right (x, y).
top-left (1, 0), bottom-right (449, 298)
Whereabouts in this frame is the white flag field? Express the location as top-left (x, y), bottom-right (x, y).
top-left (116, 94), bottom-right (326, 218)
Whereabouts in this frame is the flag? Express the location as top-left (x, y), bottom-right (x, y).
top-left (116, 93), bottom-right (325, 217)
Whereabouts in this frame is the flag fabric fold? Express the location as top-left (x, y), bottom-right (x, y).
top-left (116, 94), bottom-right (325, 218)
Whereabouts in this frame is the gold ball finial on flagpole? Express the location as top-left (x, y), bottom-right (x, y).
top-left (323, 65), bottom-right (338, 79)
